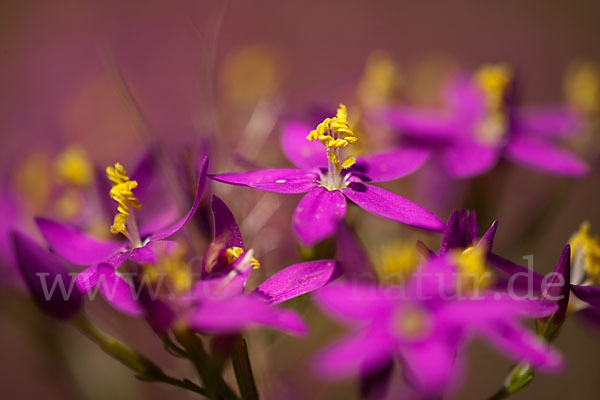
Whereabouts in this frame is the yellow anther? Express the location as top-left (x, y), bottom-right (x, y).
top-left (474, 64), bottom-right (513, 145)
top-left (453, 246), bottom-right (492, 292)
top-left (357, 51), bottom-right (403, 109)
top-left (225, 246), bottom-right (260, 269)
top-left (374, 240), bottom-right (419, 285)
top-left (106, 163), bottom-right (141, 236)
top-left (54, 145), bottom-right (92, 186)
top-left (569, 222), bottom-right (600, 284)
top-left (394, 306), bottom-right (432, 340)
top-left (565, 61), bottom-right (600, 115)
top-left (143, 244), bottom-right (192, 293)
top-left (341, 156), bottom-right (356, 169)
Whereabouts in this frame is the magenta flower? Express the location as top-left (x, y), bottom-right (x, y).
top-left (387, 64), bottom-right (588, 178)
top-left (211, 105), bottom-right (444, 246)
top-left (136, 195), bottom-right (342, 336)
top-left (312, 256), bottom-right (562, 396)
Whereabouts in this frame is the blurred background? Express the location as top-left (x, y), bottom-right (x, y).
top-left (1, 1), bottom-right (599, 399)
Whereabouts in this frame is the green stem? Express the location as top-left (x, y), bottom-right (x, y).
top-left (232, 337), bottom-right (259, 400)
top-left (487, 363), bottom-right (534, 400)
top-left (74, 315), bottom-right (206, 396)
top-left (174, 327), bottom-right (239, 400)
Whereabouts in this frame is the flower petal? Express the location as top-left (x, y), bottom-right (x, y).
top-left (312, 326), bottom-right (396, 379)
top-left (211, 195), bottom-right (244, 249)
top-left (386, 108), bottom-right (458, 141)
top-left (292, 187), bottom-right (347, 246)
top-left (280, 121), bottom-right (328, 169)
top-left (504, 136), bottom-right (588, 176)
top-left (210, 168), bottom-right (319, 194)
top-left (351, 147), bottom-right (430, 183)
top-left (440, 209), bottom-right (478, 254)
top-left (129, 240), bottom-right (179, 264)
top-left (336, 222), bottom-right (376, 282)
top-left (35, 217), bottom-right (126, 266)
top-left (187, 295), bottom-right (307, 335)
top-left (442, 140), bottom-right (500, 178)
top-left (571, 284), bottom-right (600, 307)
top-left (312, 283), bottom-right (396, 322)
top-left (401, 339), bottom-right (459, 395)
top-left (150, 156), bottom-right (209, 240)
top-left (12, 231), bottom-right (82, 319)
top-left (342, 183), bottom-right (444, 231)
top-left (479, 320), bottom-right (562, 372)
top-left (254, 260), bottom-right (341, 304)
top-left (514, 107), bottom-right (580, 138)
top-left (84, 264), bottom-right (144, 317)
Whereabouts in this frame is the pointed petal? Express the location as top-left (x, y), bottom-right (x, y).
top-left (36, 217), bottom-right (126, 266)
top-left (280, 121), bottom-right (328, 169)
top-left (293, 187), bottom-right (347, 246)
top-left (571, 284), bottom-right (600, 307)
top-left (386, 108), bottom-right (457, 141)
top-left (342, 183), bottom-right (444, 232)
top-left (12, 231), bottom-right (82, 319)
top-left (150, 156), bottom-right (208, 241)
top-left (254, 260), bottom-right (341, 304)
top-left (128, 240), bottom-right (178, 264)
top-left (211, 195), bottom-right (244, 249)
top-left (478, 220), bottom-right (498, 254)
top-left (351, 148), bottom-right (430, 183)
top-left (210, 168), bottom-right (319, 194)
top-left (96, 264), bottom-right (144, 317)
top-left (336, 222), bottom-right (376, 282)
top-left (401, 339), bottom-right (459, 395)
top-left (312, 283), bottom-right (396, 322)
top-left (443, 141), bottom-right (500, 178)
top-left (440, 209), bottom-right (475, 253)
top-left (479, 320), bottom-right (562, 372)
top-left (312, 326), bottom-right (396, 379)
top-left (489, 252), bottom-right (545, 291)
top-left (514, 107), bottom-right (580, 138)
top-left (542, 245), bottom-right (571, 321)
top-left (504, 136), bottom-right (588, 177)
top-left (187, 295), bottom-right (307, 335)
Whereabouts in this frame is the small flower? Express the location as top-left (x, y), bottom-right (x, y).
top-left (387, 64), bottom-right (588, 178)
top-left (312, 256), bottom-right (561, 396)
top-left (211, 104), bottom-right (444, 246)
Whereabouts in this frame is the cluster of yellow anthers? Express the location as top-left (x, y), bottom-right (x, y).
top-left (54, 145), bottom-right (93, 186)
top-left (225, 246), bottom-right (261, 270)
top-left (375, 240), bottom-right (419, 284)
top-left (474, 64), bottom-right (513, 145)
top-left (357, 51), bottom-right (402, 109)
top-left (569, 222), bottom-right (600, 284)
top-left (106, 163), bottom-right (141, 235)
top-left (565, 62), bottom-right (600, 115)
top-left (143, 245), bottom-right (192, 293)
top-left (306, 104), bottom-right (358, 169)
top-left (453, 246), bottom-right (493, 292)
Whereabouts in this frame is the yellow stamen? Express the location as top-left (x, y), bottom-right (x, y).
top-left (54, 145), bottom-right (93, 186)
top-left (357, 51), bottom-right (403, 109)
top-left (474, 64), bottom-right (513, 146)
top-left (569, 222), bottom-right (600, 285)
top-left (225, 246), bottom-right (260, 269)
top-left (13, 151), bottom-right (52, 212)
top-left (565, 61), bottom-right (600, 116)
top-left (106, 163), bottom-right (142, 237)
top-left (453, 246), bottom-right (493, 292)
top-left (374, 240), bottom-right (419, 284)
top-left (143, 244), bottom-right (192, 293)
top-left (393, 306), bottom-right (432, 340)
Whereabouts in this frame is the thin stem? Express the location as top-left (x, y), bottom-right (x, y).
top-left (74, 315), bottom-right (206, 396)
top-left (232, 337), bottom-right (259, 400)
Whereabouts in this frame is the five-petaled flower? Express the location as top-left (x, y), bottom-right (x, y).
top-left (211, 104), bottom-right (445, 246)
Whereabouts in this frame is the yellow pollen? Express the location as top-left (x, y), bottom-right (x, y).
top-left (106, 163), bottom-right (142, 236)
top-left (225, 246), bottom-right (260, 269)
top-left (565, 61), bottom-right (600, 116)
top-left (474, 64), bottom-right (513, 146)
top-left (357, 51), bottom-right (403, 109)
top-left (54, 145), bottom-right (93, 186)
top-left (143, 244), bottom-right (192, 293)
top-left (374, 240), bottom-right (419, 285)
top-left (394, 306), bottom-right (431, 340)
top-left (307, 104), bottom-right (358, 170)
top-left (569, 222), bottom-right (600, 285)
top-left (453, 246), bottom-right (493, 292)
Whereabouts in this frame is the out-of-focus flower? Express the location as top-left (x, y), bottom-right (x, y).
top-left (34, 156), bottom-right (209, 316)
top-left (138, 195), bottom-right (342, 335)
top-left (387, 64), bottom-right (588, 178)
top-left (312, 256), bottom-right (561, 396)
top-left (211, 104), bottom-right (444, 246)
top-left (12, 230), bottom-right (82, 319)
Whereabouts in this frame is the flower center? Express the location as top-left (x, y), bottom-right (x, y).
top-left (306, 104), bottom-right (358, 190)
top-left (565, 61), bottom-right (600, 116)
top-left (55, 145), bottom-right (93, 186)
top-left (569, 221), bottom-right (600, 285)
top-left (143, 243), bottom-right (192, 294)
top-left (106, 163), bottom-right (143, 247)
top-left (357, 51), bottom-right (402, 109)
top-left (474, 64), bottom-right (513, 146)
top-left (374, 240), bottom-right (419, 284)
top-left (225, 246), bottom-right (260, 270)
top-left (452, 246), bottom-right (493, 293)
top-left (393, 305), bottom-right (432, 341)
